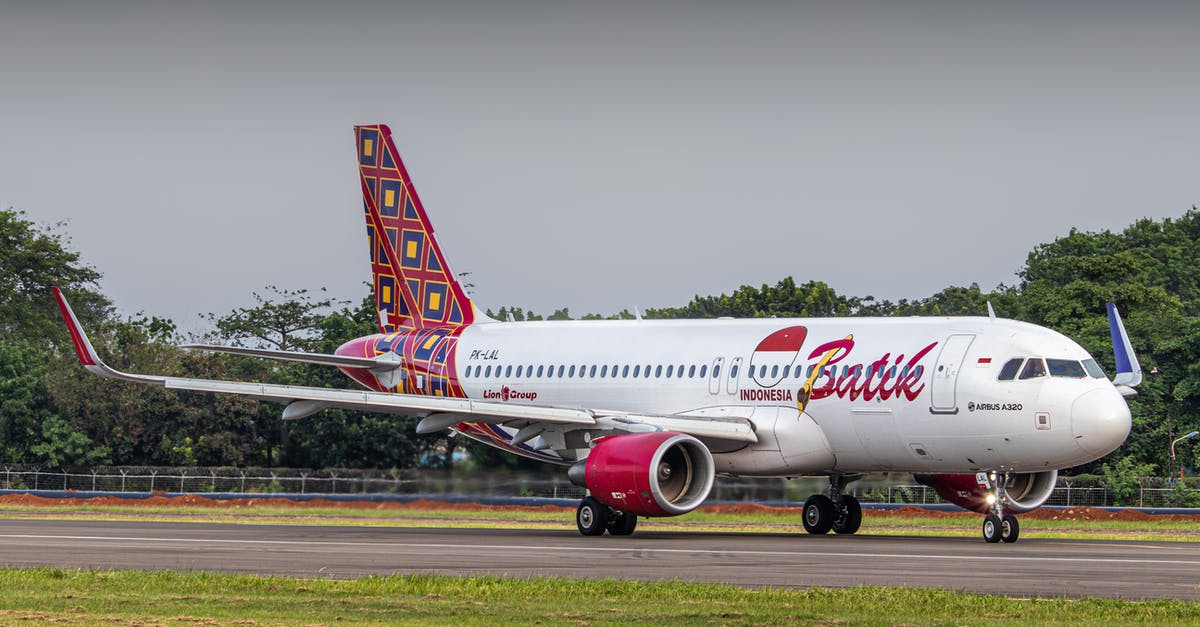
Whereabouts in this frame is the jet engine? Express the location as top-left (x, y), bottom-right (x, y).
top-left (568, 431), bottom-right (715, 517)
top-left (914, 470), bottom-right (1058, 514)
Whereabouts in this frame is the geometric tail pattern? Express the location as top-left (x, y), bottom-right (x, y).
top-left (355, 124), bottom-right (475, 333)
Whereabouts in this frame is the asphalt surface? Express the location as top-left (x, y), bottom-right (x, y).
top-left (0, 519), bottom-right (1197, 600)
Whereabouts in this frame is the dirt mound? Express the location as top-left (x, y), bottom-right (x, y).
top-left (0, 492), bottom-right (575, 512)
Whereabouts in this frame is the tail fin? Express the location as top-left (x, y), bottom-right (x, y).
top-left (355, 124), bottom-right (477, 332)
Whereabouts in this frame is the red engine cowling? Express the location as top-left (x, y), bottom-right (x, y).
top-left (914, 470), bottom-right (1058, 514)
top-left (568, 432), bottom-right (715, 517)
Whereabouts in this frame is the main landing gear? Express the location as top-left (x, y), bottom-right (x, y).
top-left (802, 475), bottom-right (863, 535)
top-left (576, 496), bottom-right (638, 536)
top-left (981, 472), bottom-right (1020, 543)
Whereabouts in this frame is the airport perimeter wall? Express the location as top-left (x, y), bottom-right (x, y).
top-left (0, 465), bottom-right (1196, 508)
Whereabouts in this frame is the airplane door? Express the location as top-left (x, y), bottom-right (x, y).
top-left (930, 334), bottom-right (975, 414)
top-left (707, 357), bottom-right (724, 395)
top-left (727, 357), bottom-right (743, 394)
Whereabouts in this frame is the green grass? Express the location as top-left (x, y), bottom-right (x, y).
top-left (1, 500), bottom-right (1197, 541)
top-left (1, 567), bottom-right (1197, 625)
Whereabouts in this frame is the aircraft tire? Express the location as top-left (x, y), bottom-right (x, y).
top-left (982, 514), bottom-right (1003, 543)
top-left (802, 494), bottom-right (835, 534)
top-left (606, 510), bottom-right (638, 536)
top-left (1001, 514), bottom-right (1020, 543)
top-left (832, 495), bottom-right (862, 535)
top-left (577, 496), bottom-right (608, 536)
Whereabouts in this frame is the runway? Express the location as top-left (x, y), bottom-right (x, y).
top-left (0, 519), bottom-right (1197, 600)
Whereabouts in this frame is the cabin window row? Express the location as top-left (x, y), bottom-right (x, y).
top-left (462, 362), bottom-right (924, 381)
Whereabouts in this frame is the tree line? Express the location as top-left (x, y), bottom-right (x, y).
top-left (2, 206), bottom-right (1199, 479)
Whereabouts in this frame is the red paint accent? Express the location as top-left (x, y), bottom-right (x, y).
top-left (754, 326), bottom-right (808, 352)
top-left (51, 287), bottom-right (96, 366)
top-left (809, 340), bottom-right (938, 402)
top-left (978, 357), bottom-right (992, 364)
top-left (913, 474), bottom-right (990, 514)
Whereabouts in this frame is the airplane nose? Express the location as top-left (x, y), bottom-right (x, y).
top-left (1071, 387), bottom-right (1132, 457)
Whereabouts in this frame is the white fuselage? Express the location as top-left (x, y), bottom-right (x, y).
top-left (450, 316), bottom-right (1131, 476)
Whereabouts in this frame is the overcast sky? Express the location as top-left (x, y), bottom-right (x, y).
top-left (3, 1), bottom-right (1197, 332)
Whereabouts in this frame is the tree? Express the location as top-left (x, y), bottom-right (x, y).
top-left (0, 208), bottom-right (111, 348)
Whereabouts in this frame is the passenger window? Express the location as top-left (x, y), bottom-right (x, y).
top-left (502, 365), bottom-right (510, 377)
top-left (997, 358), bottom-right (1023, 381)
top-left (644, 364), bottom-right (651, 377)
top-left (781, 365), bottom-right (790, 378)
top-left (568, 365), bottom-right (576, 377)
top-left (537, 365), bottom-right (544, 377)
top-left (590, 365), bottom-right (597, 378)
top-left (633, 365), bottom-right (641, 377)
top-left (700, 365), bottom-right (708, 378)
top-left (665, 365), bottom-right (673, 378)
top-left (655, 365), bottom-right (663, 378)
top-left (689, 365), bottom-right (696, 378)
top-left (677, 365), bottom-right (685, 378)
top-left (557, 365), bottom-right (565, 378)
top-left (600, 365), bottom-right (608, 378)
top-left (711, 364), bottom-right (719, 378)
top-left (730, 364), bottom-right (739, 378)
top-left (1019, 358), bottom-right (1047, 380)
top-left (516, 365), bottom-right (523, 377)
top-left (622, 365), bottom-right (630, 378)
top-left (484, 365), bottom-right (491, 377)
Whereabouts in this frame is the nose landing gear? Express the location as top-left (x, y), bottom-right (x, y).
top-left (981, 472), bottom-right (1020, 543)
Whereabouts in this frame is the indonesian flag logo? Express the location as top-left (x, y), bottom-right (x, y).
top-left (749, 326), bottom-right (808, 388)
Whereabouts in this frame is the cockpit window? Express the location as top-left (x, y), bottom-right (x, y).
top-left (1018, 358), bottom-right (1047, 380)
top-left (1046, 358), bottom-right (1087, 378)
top-left (997, 358), bottom-right (1023, 381)
top-left (1082, 358), bottom-right (1105, 378)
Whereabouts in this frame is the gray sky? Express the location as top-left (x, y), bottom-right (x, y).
top-left (3, 1), bottom-right (1197, 332)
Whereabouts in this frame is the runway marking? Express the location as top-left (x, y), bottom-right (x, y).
top-left (3, 534), bottom-right (1199, 567)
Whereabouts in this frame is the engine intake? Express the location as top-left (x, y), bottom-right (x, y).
top-left (568, 431), bottom-right (715, 517)
top-left (914, 470), bottom-right (1058, 514)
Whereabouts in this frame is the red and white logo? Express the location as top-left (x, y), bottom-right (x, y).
top-left (748, 326), bottom-right (807, 388)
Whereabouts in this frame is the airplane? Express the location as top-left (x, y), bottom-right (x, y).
top-left (53, 123), bottom-right (1138, 543)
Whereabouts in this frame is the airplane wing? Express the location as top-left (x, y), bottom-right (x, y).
top-left (53, 287), bottom-right (756, 444)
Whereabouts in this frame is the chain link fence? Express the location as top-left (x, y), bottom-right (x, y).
top-left (1, 465), bottom-right (1196, 507)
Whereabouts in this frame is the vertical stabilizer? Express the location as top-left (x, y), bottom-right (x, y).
top-left (355, 124), bottom-right (476, 332)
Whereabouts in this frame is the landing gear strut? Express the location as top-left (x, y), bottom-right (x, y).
top-left (576, 496), bottom-right (638, 537)
top-left (981, 472), bottom-right (1020, 543)
top-left (802, 475), bottom-right (862, 536)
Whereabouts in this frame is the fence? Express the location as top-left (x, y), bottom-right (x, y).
top-left (1, 465), bottom-right (1195, 507)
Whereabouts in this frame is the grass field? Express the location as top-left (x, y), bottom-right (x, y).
top-left (1, 567), bottom-right (1198, 626)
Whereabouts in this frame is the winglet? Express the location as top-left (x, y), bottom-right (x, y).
top-left (52, 286), bottom-right (100, 368)
top-left (1107, 302), bottom-right (1141, 393)
top-left (51, 287), bottom-right (163, 384)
